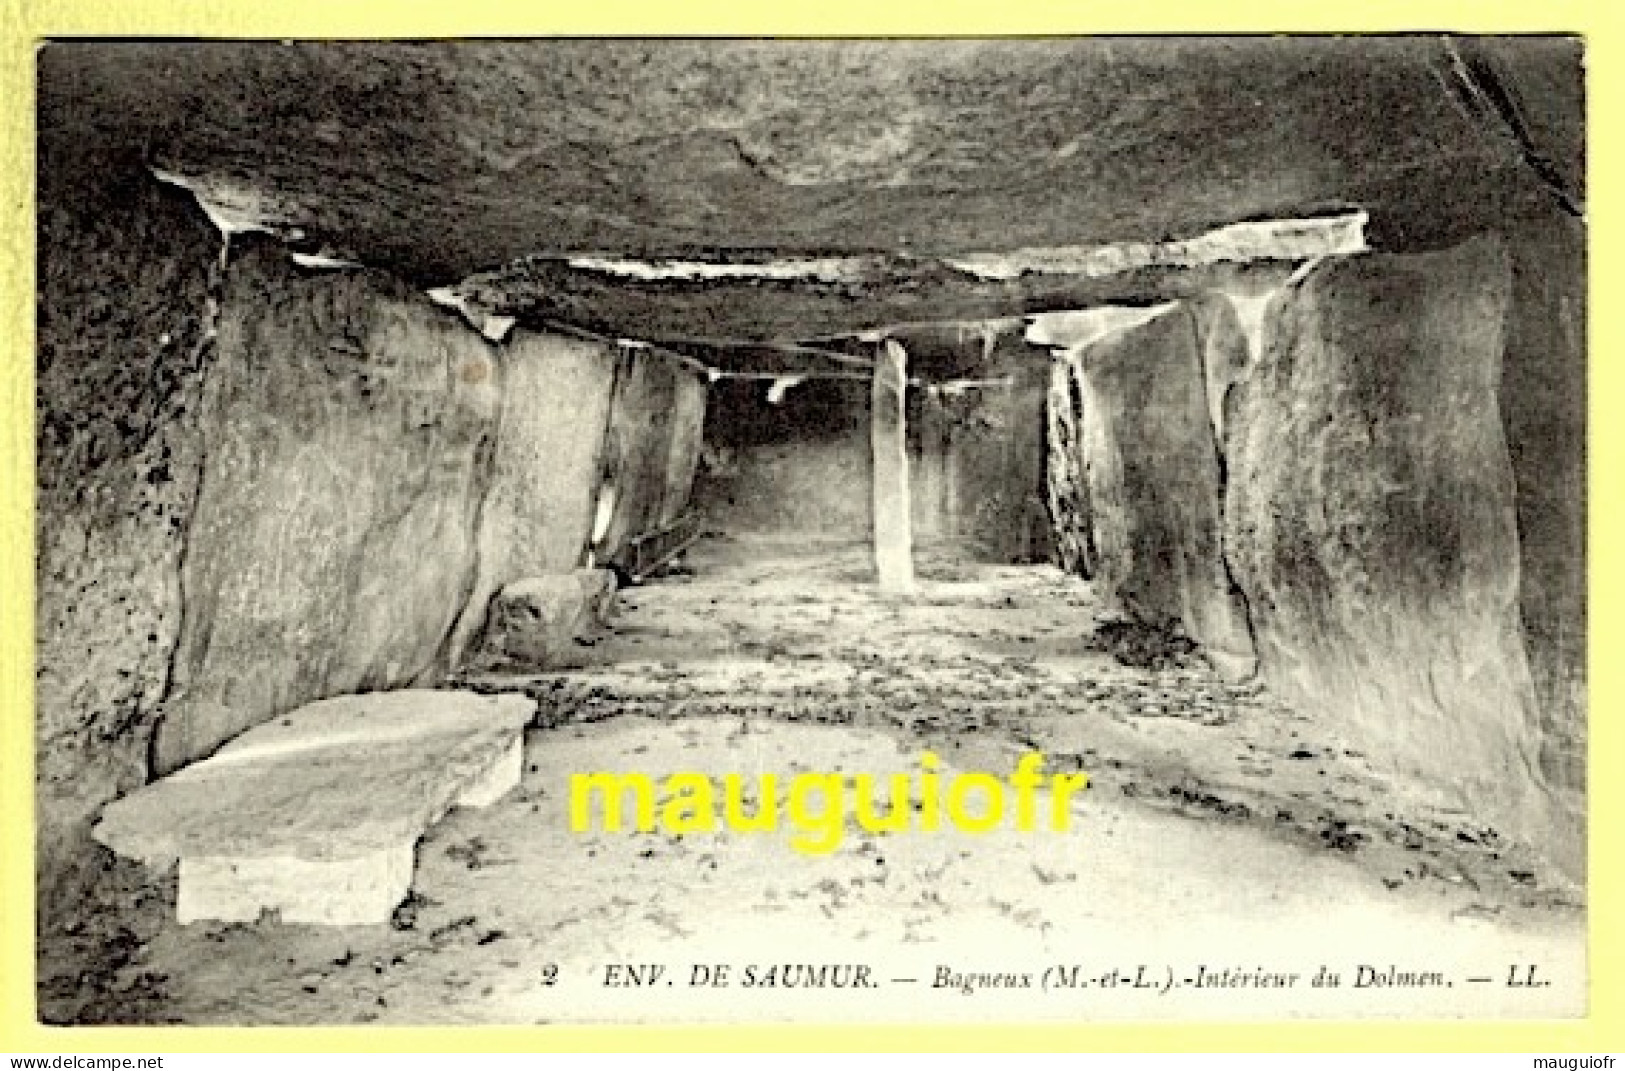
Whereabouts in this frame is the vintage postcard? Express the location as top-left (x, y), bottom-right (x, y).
top-left (2, 8), bottom-right (1613, 1054)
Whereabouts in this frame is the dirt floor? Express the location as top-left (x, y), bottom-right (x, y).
top-left (40, 535), bottom-right (1585, 1025)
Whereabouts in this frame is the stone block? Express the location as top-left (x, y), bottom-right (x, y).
top-left (94, 690), bottom-right (533, 924)
top-left (1224, 236), bottom-right (1572, 873)
top-left (155, 241), bottom-right (501, 774)
top-left (473, 570), bottom-right (618, 670)
top-left (442, 329), bottom-right (620, 670)
top-left (176, 842), bottom-right (415, 926)
top-left (1077, 303), bottom-right (1256, 676)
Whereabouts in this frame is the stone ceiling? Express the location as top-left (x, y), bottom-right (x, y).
top-left (38, 37), bottom-right (1583, 357)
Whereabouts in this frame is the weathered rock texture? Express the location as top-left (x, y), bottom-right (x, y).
top-left (1044, 357), bottom-right (1095, 577)
top-left (916, 373), bottom-right (1052, 564)
top-left (1189, 292), bottom-right (1258, 446)
top-left (42, 39), bottom-right (1579, 339)
top-left (154, 239), bottom-right (501, 776)
top-left (470, 570), bottom-right (618, 671)
top-left (1501, 208), bottom-right (1586, 832)
top-left (662, 372), bottom-right (709, 526)
top-left (594, 351), bottom-right (682, 563)
top-left (94, 691), bottom-right (534, 924)
top-left (36, 188), bottom-right (710, 927)
top-left (35, 155), bottom-right (222, 933)
top-left (1077, 305), bottom-right (1256, 676)
top-left (1224, 237), bottom-right (1572, 872)
top-left (444, 330), bottom-right (617, 667)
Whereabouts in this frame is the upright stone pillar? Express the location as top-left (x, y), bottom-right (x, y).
top-left (872, 339), bottom-right (915, 591)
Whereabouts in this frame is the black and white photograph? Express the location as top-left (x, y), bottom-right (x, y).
top-left (31, 36), bottom-right (1586, 1027)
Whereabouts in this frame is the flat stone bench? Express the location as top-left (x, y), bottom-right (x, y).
top-left (94, 690), bottom-right (534, 926)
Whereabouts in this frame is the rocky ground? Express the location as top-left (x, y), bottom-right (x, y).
top-left (39, 535), bottom-right (1585, 1026)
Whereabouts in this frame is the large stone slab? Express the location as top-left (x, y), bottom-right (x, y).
top-left (1502, 209), bottom-right (1586, 839)
top-left (661, 371), bottom-right (709, 526)
top-left (904, 330), bottom-right (1051, 564)
top-left (443, 329), bottom-right (619, 670)
top-left (936, 373), bottom-right (1052, 564)
top-left (596, 350), bottom-right (679, 563)
top-left (1188, 291), bottom-right (1257, 445)
top-left (1224, 236), bottom-right (1570, 873)
top-left (1077, 303), bottom-right (1256, 678)
top-left (175, 844), bottom-right (418, 927)
top-left (35, 159), bottom-right (222, 932)
top-left (94, 691), bottom-right (533, 924)
top-left (153, 240), bottom-right (501, 776)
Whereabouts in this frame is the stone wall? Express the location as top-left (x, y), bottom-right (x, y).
top-left (595, 351), bottom-right (679, 563)
top-left (661, 372), bottom-right (709, 526)
top-left (153, 239), bottom-right (501, 775)
top-left (1044, 356), bottom-right (1095, 577)
top-left (1224, 236), bottom-right (1570, 871)
top-left (444, 330), bottom-right (618, 667)
top-left (1074, 304), bottom-right (1256, 675)
top-left (694, 378), bottom-right (876, 539)
top-left (915, 372), bottom-right (1052, 563)
top-left (1037, 233), bottom-right (1584, 876)
top-left (37, 196), bottom-right (712, 926)
top-left (697, 369), bottom-right (1051, 563)
top-left (1189, 292), bottom-right (1256, 447)
top-left (35, 157), bottom-right (222, 930)
top-left (1501, 209), bottom-right (1587, 848)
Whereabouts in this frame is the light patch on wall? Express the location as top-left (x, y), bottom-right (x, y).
top-left (934, 375), bottom-right (1016, 397)
top-left (1287, 256), bottom-right (1327, 287)
top-left (1220, 291), bottom-right (1277, 366)
top-left (290, 252), bottom-right (361, 270)
top-left (1025, 303), bottom-right (1176, 351)
top-left (766, 376), bottom-right (805, 405)
top-left (568, 254), bottom-right (878, 283)
top-left (951, 212), bottom-right (1368, 281)
top-left (547, 213), bottom-right (1366, 289)
top-left (480, 315), bottom-right (517, 343)
top-left (954, 318), bottom-right (1024, 362)
top-left (590, 485), bottom-right (618, 547)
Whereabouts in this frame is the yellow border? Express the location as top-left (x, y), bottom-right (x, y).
top-left (1, 0), bottom-right (1618, 1053)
